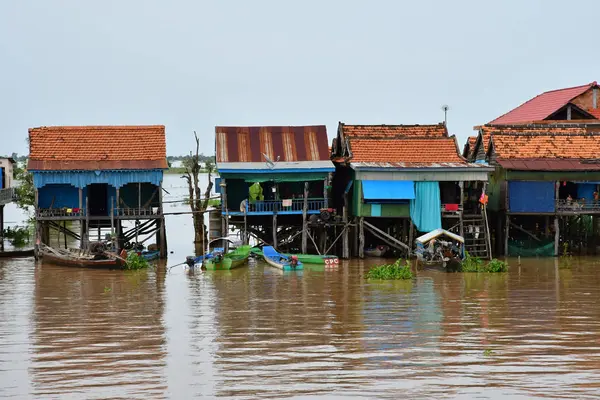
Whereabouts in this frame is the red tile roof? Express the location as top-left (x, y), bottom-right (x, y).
top-left (491, 131), bottom-right (600, 159)
top-left (467, 136), bottom-right (477, 148)
top-left (490, 82), bottom-right (597, 124)
top-left (341, 123), bottom-right (448, 138)
top-left (215, 126), bottom-right (329, 163)
top-left (28, 126), bottom-right (168, 171)
top-left (350, 136), bottom-right (466, 166)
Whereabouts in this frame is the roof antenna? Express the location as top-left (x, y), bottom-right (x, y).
top-left (442, 105), bottom-right (450, 126)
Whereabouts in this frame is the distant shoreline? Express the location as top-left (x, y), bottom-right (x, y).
top-left (165, 167), bottom-right (211, 174)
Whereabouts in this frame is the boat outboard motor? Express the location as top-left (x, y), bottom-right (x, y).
top-left (185, 256), bottom-right (196, 268)
top-left (290, 255), bottom-right (299, 268)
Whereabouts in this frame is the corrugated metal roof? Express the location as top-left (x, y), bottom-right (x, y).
top-left (497, 158), bottom-right (600, 171)
top-left (215, 126), bottom-right (330, 164)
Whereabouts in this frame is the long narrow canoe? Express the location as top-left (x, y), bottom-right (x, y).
top-left (262, 246), bottom-right (303, 271)
top-left (251, 248), bottom-right (337, 265)
top-left (204, 245), bottom-right (251, 270)
top-left (38, 244), bottom-right (123, 269)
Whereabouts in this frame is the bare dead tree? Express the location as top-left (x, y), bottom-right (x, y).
top-left (182, 131), bottom-right (214, 254)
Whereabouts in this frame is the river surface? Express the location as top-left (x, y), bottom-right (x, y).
top-left (3, 175), bottom-right (600, 399)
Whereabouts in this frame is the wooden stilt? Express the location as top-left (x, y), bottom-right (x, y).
top-left (63, 220), bottom-right (67, 249)
top-left (342, 191), bottom-right (349, 259)
top-left (85, 196), bottom-right (89, 249)
top-left (408, 219), bottom-right (414, 254)
top-left (359, 217), bottom-right (364, 259)
top-left (353, 218), bottom-right (359, 257)
top-left (272, 213), bottom-right (278, 250)
top-left (221, 179), bottom-right (228, 252)
top-left (554, 216), bottom-right (560, 256)
top-left (302, 182), bottom-right (308, 253)
top-left (459, 181), bottom-right (464, 238)
top-left (110, 196), bottom-right (115, 236)
top-left (0, 205), bottom-right (4, 252)
top-left (159, 217), bottom-right (167, 258)
top-left (504, 214), bottom-right (510, 256)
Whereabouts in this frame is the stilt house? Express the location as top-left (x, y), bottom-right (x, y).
top-left (469, 81), bottom-right (600, 163)
top-left (215, 125), bottom-right (335, 252)
top-left (478, 123), bottom-right (600, 257)
top-left (331, 123), bottom-right (493, 259)
top-left (28, 125), bottom-right (169, 257)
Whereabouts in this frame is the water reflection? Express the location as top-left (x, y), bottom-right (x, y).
top-left (30, 262), bottom-right (167, 398)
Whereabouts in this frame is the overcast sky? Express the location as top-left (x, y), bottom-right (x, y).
top-left (1, 0), bottom-right (598, 156)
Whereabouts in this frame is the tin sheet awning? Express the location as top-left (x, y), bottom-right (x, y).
top-left (362, 180), bottom-right (415, 200)
top-left (497, 158), bottom-right (600, 171)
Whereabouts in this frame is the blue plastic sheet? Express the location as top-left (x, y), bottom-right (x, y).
top-left (410, 182), bottom-right (442, 232)
top-left (508, 181), bottom-right (555, 212)
top-left (362, 180), bottom-right (415, 202)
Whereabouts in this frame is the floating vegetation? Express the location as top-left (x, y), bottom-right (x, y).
top-left (2, 226), bottom-right (31, 247)
top-left (367, 259), bottom-right (413, 280)
top-left (483, 349), bottom-right (494, 357)
top-left (461, 252), bottom-right (508, 273)
top-left (124, 252), bottom-right (150, 270)
top-left (103, 286), bottom-right (112, 294)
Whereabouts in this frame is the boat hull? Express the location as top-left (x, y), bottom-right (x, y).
top-left (0, 249), bottom-right (35, 258)
top-left (263, 253), bottom-right (304, 271)
top-left (40, 252), bottom-right (122, 269)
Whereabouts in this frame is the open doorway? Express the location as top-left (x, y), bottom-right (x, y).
top-left (88, 184), bottom-right (108, 216)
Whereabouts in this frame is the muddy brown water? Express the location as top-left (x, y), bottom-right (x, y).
top-left (3, 176), bottom-right (600, 399)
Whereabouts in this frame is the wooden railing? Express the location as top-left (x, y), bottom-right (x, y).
top-left (0, 188), bottom-right (14, 205)
top-left (246, 199), bottom-right (326, 213)
top-left (36, 207), bottom-right (162, 218)
top-left (556, 199), bottom-right (600, 212)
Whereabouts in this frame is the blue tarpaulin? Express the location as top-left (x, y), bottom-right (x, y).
top-left (362, 180), bottom-right (415, 203)
top-left (32, 170), bottom-right (163, 189)
top-left (410, 182), bottom-right (442, 232)
top-left (508, 181), bottom-right (555, 212)
top-left (577, 183), bottom-right (597, 202)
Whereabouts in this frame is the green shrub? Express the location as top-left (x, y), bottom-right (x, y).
top-left (460, 252), bottom-right (508, 273)
top-left (461, 251), bottom-right (483, 272)
top-left (3, 226), bottom-right (31, 247)
top-left (486, 258), bottom-right (508, 273)
top-left (367, 259), bottom-right (413, 280)
top-left (124, 251), bottom-right (149, 270)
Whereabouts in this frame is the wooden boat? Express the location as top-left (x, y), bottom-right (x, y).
top-left (415, 228), bottom-right (464, 270)
top-left (262, 246), bottom-right (303, 271)
top-left (0, 249), bottom-right (35, 258)
top-left (204, 245), bottom-right (251, 270)
top-left (141, 250), bottom-right (160, 261)
top-left (364, 245), bottom-right (389, 257)
top-left (285, 253), bottom-right (338, 266)
top-left (250, 248), bottom-right (338, 266)
top-left (37, 243), bottom-right (123, 269)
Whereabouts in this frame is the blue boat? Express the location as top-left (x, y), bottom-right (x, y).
top-left (262, 246), bottom-right (303, 271)
top-left (141, 250), bottom-right (160, 261)
top-left (193, 247), bottom-right (224, 264)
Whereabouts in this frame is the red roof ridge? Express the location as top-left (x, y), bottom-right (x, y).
top-left (29, 124), bottom-right (164, 131)
top-left (489, 82), bottom-right (597, 125)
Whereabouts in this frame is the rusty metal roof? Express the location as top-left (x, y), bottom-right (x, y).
top-left (215, 125), bottom-right (330, 164)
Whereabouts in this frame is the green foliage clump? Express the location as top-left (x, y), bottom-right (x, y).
top-left (486, 258), bottom-right (508, 273)
top-left (460, 252), bottom-right (508, 273)
top-left (461, 252), bottom-right (484, 272)
top-left (367, 259), bottom-right (413, 280)
top-left (3, 226), bottom-right (31, 247)
top-left (124, 251), bottom-right (149, 270)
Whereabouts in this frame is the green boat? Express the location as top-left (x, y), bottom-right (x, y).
top-left (250, 248), bottom-right (338, 265)
top-left (204, 245), bottom-right (251, 270)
